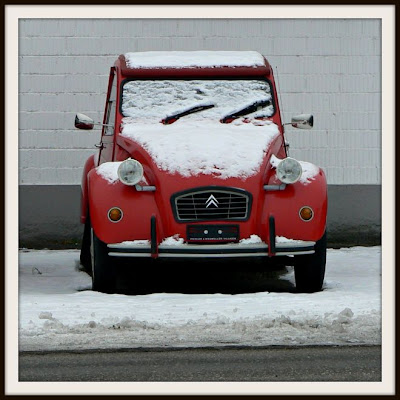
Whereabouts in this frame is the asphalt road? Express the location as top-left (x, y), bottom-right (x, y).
top-left (19, 345), bottom-right (381, 382)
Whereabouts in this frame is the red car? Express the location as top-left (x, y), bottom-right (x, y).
top-left (75, 51), bottom-right (327, 294)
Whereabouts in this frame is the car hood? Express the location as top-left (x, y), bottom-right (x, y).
top-left (120, 120), bottom-right (280, 180)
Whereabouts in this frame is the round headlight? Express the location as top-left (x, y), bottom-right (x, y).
top-left (276, 157), bottom-right (302, 184)
top-left (118, 158), bottom-right (144, 186)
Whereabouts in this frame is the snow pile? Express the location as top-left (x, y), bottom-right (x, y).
top-left (116, 235), bottom-right (303, 247)
top-left (96, 161), bottom-right (122, 184)
top-left (239, 235), bottom-right (263, 245)
top-left (276, 236), bottom-right (307, 244)
top-left (18, 246), bottom-right (381, 351)
top-left (298, 160), bottom-right (320, 184)
top-left (124, 51), bottom-right (266, 69)
top-left (270, 154), bottom-right (320, 185)
top-left (96, 161), bottom-right (149, 185)
top-left (121, 122), bottom-right (279, 179)
top-left (119, 240), bottom-right (150, 246)
top-left (160, 235), bottom-right (184, 246)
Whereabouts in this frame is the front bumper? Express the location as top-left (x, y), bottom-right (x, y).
top-left (107, 240), bottom-right (315, 258)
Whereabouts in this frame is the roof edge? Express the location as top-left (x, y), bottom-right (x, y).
top-left (117, 54), bottom-right (271, 78)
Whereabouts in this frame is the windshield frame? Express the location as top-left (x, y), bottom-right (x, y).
top-left (119, 77), bottom-right (277, 121)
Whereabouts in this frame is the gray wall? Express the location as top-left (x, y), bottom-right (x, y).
top-left (18, 18), bottom-right (381, 247)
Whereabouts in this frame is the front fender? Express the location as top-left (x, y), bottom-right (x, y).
top-left (260, 168), bottom-right (327, 242)
top-left (80, 154), bottom-right (96, 224)
top-left (87, 168), bottom-right (163, 244)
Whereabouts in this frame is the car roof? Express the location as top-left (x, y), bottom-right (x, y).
top-left (117, 51), bottom-right (272, 78)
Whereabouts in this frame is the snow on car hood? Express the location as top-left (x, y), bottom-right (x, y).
top-left (121, 120), bottom-right (280, 179)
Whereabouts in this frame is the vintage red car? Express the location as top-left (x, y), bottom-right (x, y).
top-left (75, 51), bottom-right (327, 294)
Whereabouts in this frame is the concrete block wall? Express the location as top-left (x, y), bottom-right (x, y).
top-left (18, 18), bottom-right (381, 246)
top-left (19, 18), bottom-right (381, 185)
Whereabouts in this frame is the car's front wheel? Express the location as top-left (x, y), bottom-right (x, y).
top-left (80, 217), bottom-right (92, 275)
top-left (91, 229), bottom-right (117, 294)
top-left (294, 231), bottom-right (327, 293)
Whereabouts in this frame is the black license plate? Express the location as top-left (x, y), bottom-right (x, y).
top-left (187, 225), bottom-right (239, 243)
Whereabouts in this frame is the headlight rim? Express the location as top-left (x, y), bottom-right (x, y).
top-left (276, 157), bottom-right (302, 184)
top-left (117, 158), bottom-right (144, 186)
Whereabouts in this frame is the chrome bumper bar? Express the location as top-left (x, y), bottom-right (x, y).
top-left (107, 240), bottom-right (315, 258)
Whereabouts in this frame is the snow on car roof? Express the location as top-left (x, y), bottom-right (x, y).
top-left (124, 51), bottom-right (266, 69)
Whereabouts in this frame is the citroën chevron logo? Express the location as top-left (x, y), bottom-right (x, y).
top-left (205, 194), bottom-right (219, 208)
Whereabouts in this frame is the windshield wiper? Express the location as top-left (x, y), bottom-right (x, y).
top-left (162, 103), bottom-right (215, 125)
top-left (220, 98), bottom-right (271, 123)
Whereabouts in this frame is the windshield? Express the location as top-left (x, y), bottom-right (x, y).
top-left (121, 79), bottom-right (274, 122)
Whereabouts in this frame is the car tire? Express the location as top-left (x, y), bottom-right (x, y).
top-left (91, 229), bottom-right (117, 294)
top-left (79, 217), bottom-right (92, 275)
top-left (294, 231), bottom-right (327, 293)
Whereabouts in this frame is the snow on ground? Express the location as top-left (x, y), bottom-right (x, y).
top-left (19, 247), bottom-right (381, 352)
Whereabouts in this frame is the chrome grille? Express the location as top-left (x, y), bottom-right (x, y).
top-left (171, 188), bottom-right (252, 222)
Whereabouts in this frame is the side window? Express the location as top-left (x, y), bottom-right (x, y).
top-left (104, 71), bottom-right (117, 136)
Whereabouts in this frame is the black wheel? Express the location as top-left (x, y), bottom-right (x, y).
top-left (79, 217), bottom-right (92, 275)
top-left (91, 229), bottom-right (117, 293)
top-left (294, 231), bottom-right (327, 293)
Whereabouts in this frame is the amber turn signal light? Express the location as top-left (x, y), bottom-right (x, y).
top-left (108, 207), bottom-right (123, 222)
top-left (299, 206), bottom-right (313, 221)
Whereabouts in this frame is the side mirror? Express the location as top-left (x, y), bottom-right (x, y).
top-left (291, 114), bottom-right (313, 129)
top-left (75, 113), bottom-right (94, 130)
